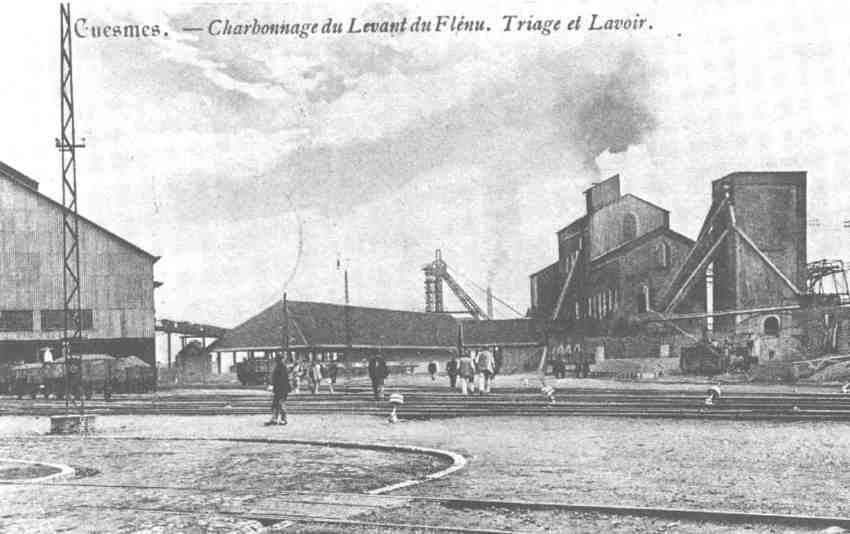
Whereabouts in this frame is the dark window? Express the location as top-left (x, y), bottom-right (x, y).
top-left (763, 316), bottom-right (780, 336)
top-left (623, 213), bottom-right (637, 242)
top-left (41, 309), bottom-right (94, 331)
top-left (0, 310), bottom-right (34, 332)
top-left (658, 241), bottom-right (671, 268)
top-left (636, 285), bottom-right (651, 313)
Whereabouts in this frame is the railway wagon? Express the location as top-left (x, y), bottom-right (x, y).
top-left (680, 345), bottom-right (728, 375)
top-left (10, 363), bottom-right (46, 398)
top-left (5, 354), bottom-right (155, 399)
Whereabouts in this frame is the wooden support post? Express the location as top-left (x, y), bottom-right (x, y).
top-left (166, 333), bottom-right (172, 368)
top-left (664, 229), bottom-right (729, 314)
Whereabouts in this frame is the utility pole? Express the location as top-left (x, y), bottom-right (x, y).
top-left (282, 292), bottom-right (289, 361)
top-left (337, 257), bottom-right (352, 355)
top-left (56, 3), bottom-right (85, 415)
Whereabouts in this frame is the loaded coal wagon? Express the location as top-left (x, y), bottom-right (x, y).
top-left (4, 354), bottom-right (155, 399)
top-left (50, 354), bottom-right (116, 399)
top-left (10, 363), bottom-right (46, 398)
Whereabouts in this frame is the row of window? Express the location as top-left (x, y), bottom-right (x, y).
top-left (578, 288), bottom-right (619, 320)
top-left (0, 309), bottom-right (94, 332)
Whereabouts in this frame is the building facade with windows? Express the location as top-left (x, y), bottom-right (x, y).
top-left (0, 161), bottom-right (158, 365)
top-left (528, 174), bottom-right (696, 333)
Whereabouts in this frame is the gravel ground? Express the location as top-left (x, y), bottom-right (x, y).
top-left (0, 422), bottom-right (445, 533)
top-left (1, 414), bottom-right (848, 533)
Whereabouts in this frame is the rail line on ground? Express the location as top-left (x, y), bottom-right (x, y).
top-left (11, 482), bottom-right (850, 531)
top-left (5, 385), bottom-right (850, 420)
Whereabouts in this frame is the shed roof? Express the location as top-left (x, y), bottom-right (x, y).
top-left (0, 161), bottom-right (158, 261)
top-left (210, 300), bottom-right (460, 351)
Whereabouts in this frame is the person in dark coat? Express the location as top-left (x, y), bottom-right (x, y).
top-left (368, 355), bottom-right (389, 400)
top-left (446, 355), bottom-right (459, 389)
top-left (427, 361), bottom-right (438, 381)
top-left (266, 355), bottom-right (291, 426)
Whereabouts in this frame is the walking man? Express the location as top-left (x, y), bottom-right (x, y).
top-left (326, 356), bottom-right (339, 394)
top-left (309, 357), bottom-right (323, 395)
top-left (476, 347), bottom-right (495, 394)
top-left (266, 354), bottom-right (290, 426)
top-left (428, 360), bottom-right (438, 381)
top-left (446, 354), bottom-right (459, 389)
top-left (458, 350), bottom-right (475, 395)
top-left (368, 354), bottom-right (389, 400)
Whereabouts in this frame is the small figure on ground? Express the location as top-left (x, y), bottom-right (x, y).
top-left (541, 384), bottom-right (556, 405)
top-left (388, 392), bottom-right (404, 423)
top-left (368, 354), bottom-right (389, 400)
top-left (428, 360), bottom-right (438, 381)
top-left (446, 354), bottom-right (459, 389)
top-left (266, 355), bottom-right (291, 426)
top-left (705, 385), bottom-right (722, 406)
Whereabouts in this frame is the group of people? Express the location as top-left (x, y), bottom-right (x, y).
top-left (288, 357), bottom-right (339, 395)
top-left (445, 348), bottom-right (501, 395)
top-left (266, 354), bottom-right (340, 426)
top-left (551, 356), bottom-right (591, 379)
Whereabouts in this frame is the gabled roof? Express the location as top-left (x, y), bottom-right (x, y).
top-left (210, 300), bottom-right (460, 351)
top-left (591, 226), bottom-right (695, 267)
top-left (620, 193), bottom-right (670, 215)
top-left (0, 161), bottom-right (158, 261)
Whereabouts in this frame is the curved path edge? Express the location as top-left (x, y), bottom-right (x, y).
top-left (92, 435), bottom-right (466, 495)
top-left (0, 457), bottom-right (75, 483)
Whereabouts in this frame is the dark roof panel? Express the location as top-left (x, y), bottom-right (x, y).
top-left (212, 300), bottom-right (459, 350)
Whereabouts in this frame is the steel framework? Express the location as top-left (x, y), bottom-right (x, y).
top-left (423, 249), bottom-right (489, 320)
top-left (56, 3), bottom-right (85, 413)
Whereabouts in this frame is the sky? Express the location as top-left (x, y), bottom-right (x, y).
top-left (1, 0), bottom-right (849, 328)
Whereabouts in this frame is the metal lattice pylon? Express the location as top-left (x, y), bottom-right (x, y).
top-left (56, 3), bottom-right (85, 413)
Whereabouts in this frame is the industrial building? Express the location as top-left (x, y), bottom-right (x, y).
top-left (0, 161), bottom-right (158, 366)
top-left (529, 174), bottom-right (697, 329)
top-left (532, 171), bottom-right (850, 364)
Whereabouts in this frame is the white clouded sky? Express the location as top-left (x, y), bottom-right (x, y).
top-left (2, 0), bottom-right (849, 327)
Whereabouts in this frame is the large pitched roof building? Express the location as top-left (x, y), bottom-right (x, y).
top-left (0, 161), bottom-right (158, 365)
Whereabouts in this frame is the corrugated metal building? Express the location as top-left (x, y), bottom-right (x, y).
top-left (0, 161), bottom-right (158, 365)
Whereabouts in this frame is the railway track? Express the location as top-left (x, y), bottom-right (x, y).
top-left (4, 435), bottom-right (850, 531)
top-left (15, 484), bottom-right (850, 532)
top-left (4, 386), bottom-right (850, 420)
